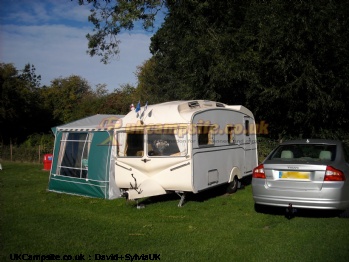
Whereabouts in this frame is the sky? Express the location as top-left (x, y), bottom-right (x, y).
top-left (0, 0), bottom-right (165, 92)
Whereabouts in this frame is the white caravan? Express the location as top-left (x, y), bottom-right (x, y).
top-left (114, 100), bottom-right (258, 206)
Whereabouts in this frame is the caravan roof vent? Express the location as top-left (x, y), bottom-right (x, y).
top-left (188, 101), bottom-right (200, 109)
top-left (203, 100), bottom-right (214, 107)
top-left (216, 102), bottom-right (225, 108)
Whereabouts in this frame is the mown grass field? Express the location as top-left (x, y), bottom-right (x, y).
top-left (1, 161), bottom-right (349, 262)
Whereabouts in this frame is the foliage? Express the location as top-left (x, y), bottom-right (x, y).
top-left (0, 144), bottom-right (53, 162)
top-left (2, 0), bottom-right (349, 147)
top-left (0, 63), bottom-right (136, 145)
top-left (135, 58), bottom-right (169, 104)
top-left (46, 75), bottom-right (93, 123)
top-left (75, 0), bottom-right (164, 63)
top-left (1, 162), bottom-right (349, 262)
top-left (0, 63), bottom-right (47, 144)
top-left (241, 0), bottom-right (349, 139)
top-left (143, 0), bottom-right (349, 139)
top-left (256, 136), bottom-right (279, 163)
top-left (23, 133), bottom-right (54, 149)
top-left (18, 63), bottom-right (42, 89)
top-left (148, 1), bottom-right (254, 103)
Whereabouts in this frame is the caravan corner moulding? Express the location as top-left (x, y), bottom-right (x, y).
top-left (114, 100), bottom-right (258, 206)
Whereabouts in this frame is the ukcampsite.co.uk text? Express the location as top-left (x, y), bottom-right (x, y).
top-left (97, 116), bottom-right (269, 135)
top-left (123, 121), bottom-right (269, 136)
top-left (9, 253), bottom-right (161, 261)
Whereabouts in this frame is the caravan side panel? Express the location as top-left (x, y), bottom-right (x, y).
top-left (191, 109), bottom-right (257, 192)
top-left (192, 147), bottom-right (245, 192)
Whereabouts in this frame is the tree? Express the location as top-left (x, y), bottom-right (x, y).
top-left (75, 0), bottom-right (163, 63)
top-left (148, 0), bottom-right (252, 103)
top-left (135, 58), bottom-right (169, 104)
top-left (100, 84), bottom-right (137, 114)
top-left (19, 64), bottom-right (42, 89)
top-left (0, 63), bottom-right (135, 145)
top-left (0, 63), bottom-right (47, 144)
top-left (46, 75), bottom-right (93, 123)
top-left (75, 0), bottom-right (349, 139)
top-left (44, 76), bottom-right (132, 122)
top-left (0, 63), bottom-right (19, 143)
top-left (240, 0), bottom-right (349, 138)
top-left (146, 0), bottom-right (349, 138)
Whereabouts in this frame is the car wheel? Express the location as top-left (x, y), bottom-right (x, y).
top-left (226, 176), bottom-right (238, 194)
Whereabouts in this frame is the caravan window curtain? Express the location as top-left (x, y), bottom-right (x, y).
top-left (57, 132), bottom-right (93, 178)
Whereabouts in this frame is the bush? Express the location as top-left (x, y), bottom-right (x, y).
top-left (257, 137), bottom-right (279, 163)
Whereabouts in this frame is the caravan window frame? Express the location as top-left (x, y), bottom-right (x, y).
top-left (116, 127), bottom-right (188, 158)
top-left (226, 125), bottom-right (236, 144)
top-left (146, 127), bottom-right (188, 157)
top-left (56, 132), bottom-right (93, 178)
top-left (117, 130), bottom-right (144, 158)
top-left (197, 125), bottom-right (215, 147)
top-left (245, 119), bottom-right (250, 136)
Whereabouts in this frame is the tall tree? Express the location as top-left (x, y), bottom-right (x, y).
top-left (148, 0), bottom-right (252, 103)
top-left (19, 64), bottom-right (42, 89)
top-left (135, 58), bottom-right (168, 104)
top-left (147, 0), bottom-right (349, 138)
top-left (240, 0), bottom-right (349, 138)
top-left (0, 63), bottom-right (20, 143)
top-left (75, 0), bottom-right (349, 139)
top-left (0, 63), bottom-right (46, 144)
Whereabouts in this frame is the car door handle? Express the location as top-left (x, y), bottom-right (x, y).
top-left (141, 159), bottom-right (151, 163)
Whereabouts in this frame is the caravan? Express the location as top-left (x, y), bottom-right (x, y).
top-left (115, 100), bottom-right (258, 206)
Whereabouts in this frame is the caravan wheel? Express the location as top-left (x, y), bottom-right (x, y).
top-left (227, 176), bottom-right (238, 194)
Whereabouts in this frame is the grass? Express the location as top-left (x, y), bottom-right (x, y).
top-left (1, 161), bottom-right (349, 262)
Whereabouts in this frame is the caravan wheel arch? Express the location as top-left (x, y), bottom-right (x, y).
top-left (226, 166), bottom-right (242, 193)
top-left (229, 166), bottom-right (242, 182)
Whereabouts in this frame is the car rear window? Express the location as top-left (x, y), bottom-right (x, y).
top-left (268, 144), bottom-right (336, 162)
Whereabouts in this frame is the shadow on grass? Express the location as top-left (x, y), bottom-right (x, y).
top-left (254, 204), bottom-right (344, 219)
top-left (129, 176), bottom-right (253, 208)
top-left (135, 182), bottom-right (250, 207)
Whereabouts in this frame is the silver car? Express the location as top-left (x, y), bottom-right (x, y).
top-left (252, 139), bottom-right (349, 217)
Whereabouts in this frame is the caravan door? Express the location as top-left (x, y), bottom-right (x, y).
top-left (243, 116), bottom-right (254, 175)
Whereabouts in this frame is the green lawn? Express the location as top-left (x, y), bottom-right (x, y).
top-left (1, 161), bottom-right (349, 262)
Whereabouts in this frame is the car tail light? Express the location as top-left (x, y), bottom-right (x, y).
top-left (324, 166), bottom-right (345, 181)
top-left (253, 164), bottom-right (266, 179)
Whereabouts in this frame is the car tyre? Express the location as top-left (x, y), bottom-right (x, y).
top-left (226, 176), bottom-right (238, 194)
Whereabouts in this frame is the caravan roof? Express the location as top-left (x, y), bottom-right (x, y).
top-left (121, 100), bottom-right (253, 127)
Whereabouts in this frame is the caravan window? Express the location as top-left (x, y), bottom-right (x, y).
top-left (245, 120), bottom-right (250, 136)
top-left (57, 132), bottom-right (93, 178)
top-left (117, 131), bottom-right (144, 157)
top-left (147, 128), bottom-right (187, 157)
top-left (197, 125), bottom-right (215, 146)
top-left (226, 125), bottom-right (235, 144)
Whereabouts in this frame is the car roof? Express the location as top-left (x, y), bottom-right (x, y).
top-left (280, 139), bottom-right (342, 146)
